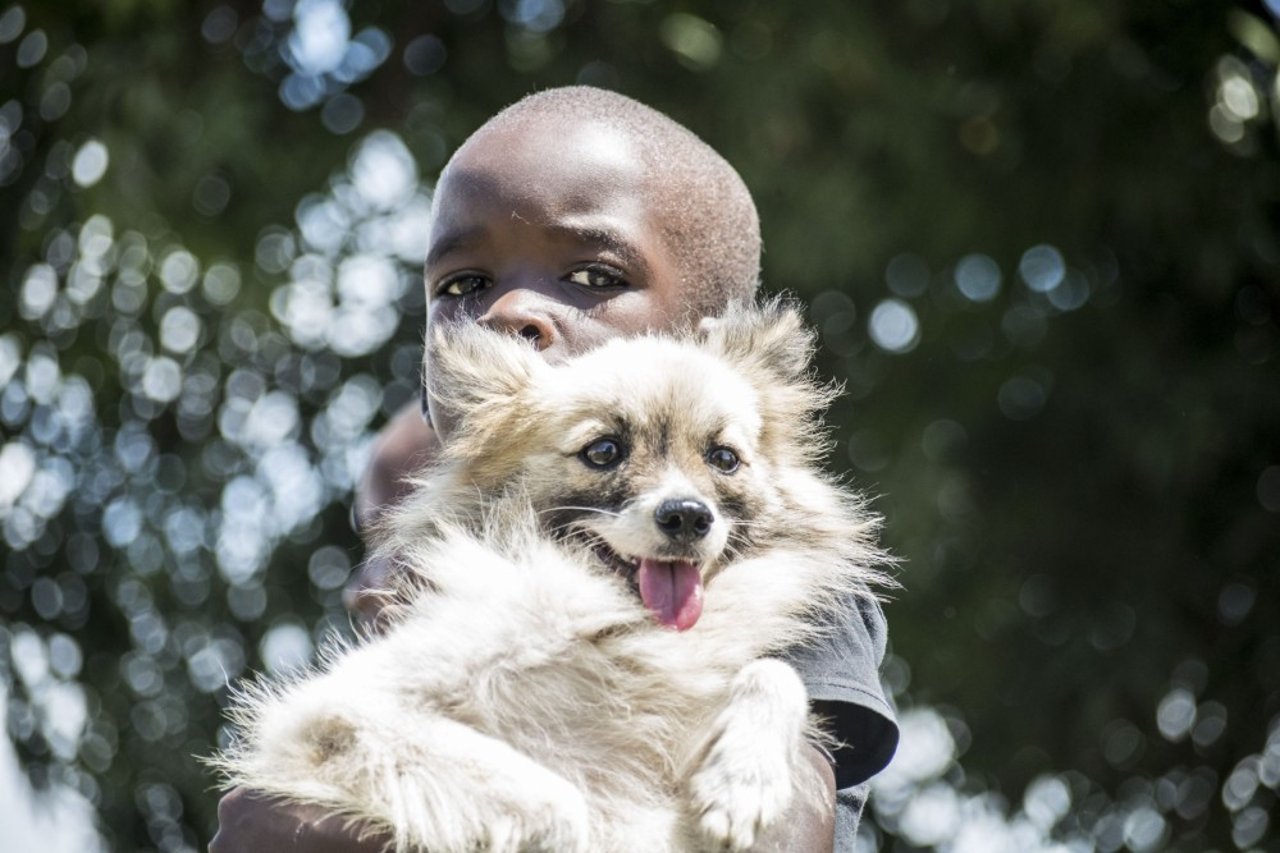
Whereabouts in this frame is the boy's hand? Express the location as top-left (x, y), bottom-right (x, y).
top-left (208, 789), bottom-right (390, 852)
top-left (775, 744), bottom-right (837, 853)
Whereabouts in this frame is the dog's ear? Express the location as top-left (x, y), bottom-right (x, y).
top-left (700, 297), bottom-right (815, 382)
top-left (425, 322), bottom-right (545, 428)
top-left (701, 298), bottom-right (838, 464)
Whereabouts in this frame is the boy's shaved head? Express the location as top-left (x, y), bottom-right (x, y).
top-left (454, 86), bottom-right (761, 318)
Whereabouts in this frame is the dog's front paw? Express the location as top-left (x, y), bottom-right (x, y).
top-left (687, 727), bottom-right (793, 851)
top-left (474, 762), bottom-right (592, 853)
top-left (393, 751), bottom-right (591, 853)
top-left (685, 659), bottom-right (809, 851)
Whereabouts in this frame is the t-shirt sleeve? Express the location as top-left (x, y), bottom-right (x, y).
top-left (782, 592), bottom-right (899, 849)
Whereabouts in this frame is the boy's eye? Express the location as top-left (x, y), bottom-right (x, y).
top-left (566, 266), bottom-right (626, 289)
top-left (707, 446), bottom-right (740, 474)
top-left (438, 274), bottom-right (489, 297)
top-left (580, 437), bottom-right (626, 469)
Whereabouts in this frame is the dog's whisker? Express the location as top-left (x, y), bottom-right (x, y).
top-left (539, 505), bottom-right (624, 519)
top-left (544, 519), bottom-right (600, 539)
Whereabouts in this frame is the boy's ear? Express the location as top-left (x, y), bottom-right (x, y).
top-left (425, 322), bottom-right (545, 426)
top-left (700, 297), bottom-right (815, 382)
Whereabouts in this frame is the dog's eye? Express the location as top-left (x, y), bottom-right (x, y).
top-left (707, 446), bottom-right (740, 474)
top-left (581, 438), bottom-right (626, 469)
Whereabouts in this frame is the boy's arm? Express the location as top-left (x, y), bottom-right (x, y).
top-left (341, 404), bottom-right (439, 621)
top-left (209, 789), bottom-right (391, 853)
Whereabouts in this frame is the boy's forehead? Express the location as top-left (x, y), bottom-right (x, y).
top-left (430, 117), bottom-right (705, 256)
top-left (443, 119), bottom-right (643, 199)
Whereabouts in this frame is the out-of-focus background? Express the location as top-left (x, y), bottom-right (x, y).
top-left (1, 1), bottom-right (1278, 850)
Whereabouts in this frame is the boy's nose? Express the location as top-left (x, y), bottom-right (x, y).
top-left (479, 290), bottom-right (556, 352)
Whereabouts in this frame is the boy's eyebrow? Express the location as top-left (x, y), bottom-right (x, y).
top-left (425, 225), bottom-right (483, 269)
top-left (545, 223), bottom-right (652, 278)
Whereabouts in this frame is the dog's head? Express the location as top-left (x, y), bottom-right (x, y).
top-left (425, 300), bottom-right (833, 631)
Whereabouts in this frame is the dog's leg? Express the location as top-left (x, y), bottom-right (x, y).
top-left (685, 658), bottom-right (812, 851)
top-left (227, 659), bottom-right (592, 853)
top-left (363, 714), bottom-right (593, 853)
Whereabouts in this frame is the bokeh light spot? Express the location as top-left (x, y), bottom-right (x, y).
top-left (193, 174), bottom-right (232, 216)
top-left (1256, 465), bottom-right (1280, 511)
top-left (1046, 270), bottom-right (1090, 311)
top-left (39, 81), bottom-right (71, 122)
top-left (321, 93), bottom-right (364, 135)
top-left (868, 298), bottom-right (920, 353)
top-left (1156, 687), bottom-right (1197, 742)
top-left (159, 249), bottom-right (199, 294)
top-left (1220, 72), bottom-right (1260, 121)
top-left (0, 333), bottom-right (20, 387)
top-left (1217, 581), bottom-right (1256, 625)
top-left (921, 419), bottom-right (967, 463)
top-left (160, 307), bottom-right (202, 354)
top-left (203, 262), bottom-right (242, 305)
top-left (1123, 807), bottom-right (1167, 852)
top-left (15, 27), bottom-right (45, 68)
top-left (71, 139), bottom-right (108, 187)
top-left (308, 545), bottom-right (352, 590)
top-left (404, 35), bottom-right (446, 76)
top-left (351, 131), bottom-right (418, 210)
top-left (19, 263), bottom-right (57, 319)
top-left (661, 13), bottom-right (723, 70)
top-left (1022, 775), bottom-right (1071, 830)
top-left (141, 357), bottom-right (183, 403)
top-left (0, 5), bottom-right (25, 44)
top-left (288, 0), bottom-right (350, 75)
top-left (201, 6), bottom-right (238, 44)
top-left (886, 253), bottom-right (930, 297)
top-left (1233, 806), bottom-right (1270, 848)
top-left (997, 374), bottom-right (1047, 420)
top-left (260, 622), bottom-right (313, 674)
top-left (954, 253), bottom-right (1002, 302)
top-left (503, 0), bottom-right (565, 33)
top-left (1019, 244), bottom-right (1066, 293)
top-left (0, 440), bottom-right (36, 508)
top-left (1208, 104), bottom-right (1245, 144)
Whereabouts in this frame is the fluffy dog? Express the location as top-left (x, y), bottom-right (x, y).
top-left (213, 302), bottom-right (891, 852)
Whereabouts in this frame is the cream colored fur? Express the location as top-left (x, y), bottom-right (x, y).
top-left (212, 301), bottom-right (892, 852)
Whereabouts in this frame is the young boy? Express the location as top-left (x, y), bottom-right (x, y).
top-left (210, 86), bottom-right (897, 852)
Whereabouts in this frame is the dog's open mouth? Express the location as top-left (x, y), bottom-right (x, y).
top-left (593, 544), bottom-right (704, 632)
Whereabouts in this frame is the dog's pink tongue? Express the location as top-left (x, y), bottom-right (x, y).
top-left (637, 559), bottom-right (703, 631)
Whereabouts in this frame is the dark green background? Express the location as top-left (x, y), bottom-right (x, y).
top-left (2, 1), bottom-right (1278, 849)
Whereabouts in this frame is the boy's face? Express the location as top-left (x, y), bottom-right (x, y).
top-left (424, 120), bottom-right (692, 435)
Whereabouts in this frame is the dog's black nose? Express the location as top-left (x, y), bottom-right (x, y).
top-left (654, 499), bottom-right (714, 541)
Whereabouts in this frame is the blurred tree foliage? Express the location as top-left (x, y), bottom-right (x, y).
top-left (1, 0), bottom-right (1278, 850)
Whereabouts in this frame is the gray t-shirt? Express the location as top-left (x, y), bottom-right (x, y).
top-left (785, 593), bottom-right (899, 850)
